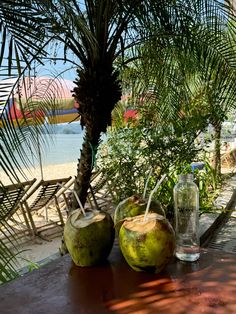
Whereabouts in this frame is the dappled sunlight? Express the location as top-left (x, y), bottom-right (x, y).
top-left (1, 246), bottom-right (236, 313)
top-left (104, 249), bottom-right (236, 313)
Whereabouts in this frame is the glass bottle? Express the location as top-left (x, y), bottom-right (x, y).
top-left (174, 174), bottom-right (200, 262)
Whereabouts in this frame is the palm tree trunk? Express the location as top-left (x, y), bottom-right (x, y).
top-left (213, 122), bottom-right (222, 176)
top-left (73, 128), bottom-right (100, 207)
top-left (72, 62), bottom-right (122, 209)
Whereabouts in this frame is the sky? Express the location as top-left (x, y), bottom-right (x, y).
top-left (36, 59), bottom-right (77, 82)
top-left (0, 39), bottom-right (78, 82)
top-left (32, 45), bottom-right (79, 82)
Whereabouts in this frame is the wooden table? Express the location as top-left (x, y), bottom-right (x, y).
top-left (1, 241), bottom-right (236, 314)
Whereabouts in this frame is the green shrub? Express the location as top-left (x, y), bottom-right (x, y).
top-left (97, 125), bottom-right (220, 221)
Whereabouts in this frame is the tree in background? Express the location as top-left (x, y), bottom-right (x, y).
top-left (116, 7), bottom-right (236, 176)
top-left (1, 1), bottom-right (236, 207)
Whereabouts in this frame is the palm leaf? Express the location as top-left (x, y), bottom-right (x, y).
top-left (122, 0), bottom-right (236, 122)
top-left (0, 66), bottom-right (73, 282)
top-left (0, 1), bottom-right (48, 72)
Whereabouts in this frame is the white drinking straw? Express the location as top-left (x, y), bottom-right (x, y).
top-left (143, 168), bottom-right (153, 199)
top-left (57, 183), bottom-right (86, 217)
top-left (143, 174), bottom-right (166, 221)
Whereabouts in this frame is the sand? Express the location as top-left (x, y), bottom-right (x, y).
top-left (0, 161), bottom-right (78, 185)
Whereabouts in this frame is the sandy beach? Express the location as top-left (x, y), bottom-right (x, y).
top-left (0, 161), bottom-right (78, 185)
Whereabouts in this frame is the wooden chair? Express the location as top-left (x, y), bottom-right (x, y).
top-left (0, 179), bottom-right (37, 237)
top-left (87, 170), bottom-right (114, 211)
top-left (21, 176), bottom-right (73, 237)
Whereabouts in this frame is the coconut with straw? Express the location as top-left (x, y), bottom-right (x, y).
top-left (63, 186), bottom-right (115, 266)
top-left (119, 175), bottom-right (175, 273)
top-left (114, 169), bottom-right (165, 233)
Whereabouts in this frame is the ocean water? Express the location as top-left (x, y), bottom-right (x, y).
top-left (1, 132), bottom-right (90, 182)
top-left (3, 120), bottom-right (107, 172)
top-left (39, 133), bottom-right (85, 166)
top-left (22, 132), bottom-right (106, 167)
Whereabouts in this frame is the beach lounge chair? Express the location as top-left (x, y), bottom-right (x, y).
top-left (87, 170), bottom-right (114, 211)
top-left (21, 176), bottom-right (74, 237)
top-left (0, 179), bottom-right (37, 238)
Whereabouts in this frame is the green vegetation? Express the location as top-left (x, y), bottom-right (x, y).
top-left (97, 118), bottom-right (221, 223)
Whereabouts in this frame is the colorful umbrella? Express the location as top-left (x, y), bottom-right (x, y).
top-left (0, 76), bottom-right (80, 127)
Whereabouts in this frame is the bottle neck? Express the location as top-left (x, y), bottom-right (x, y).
top-left (178, 174), bottom-right (194, 182)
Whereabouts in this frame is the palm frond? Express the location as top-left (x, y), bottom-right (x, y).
top-left (0, 1), bottom-right (48, 72)
top-left (0, 69), bottom-right (72, 282)
top-left (121, 0), bottom-right (236, 122)
top-left (0, 238), bottom-right (19, 284)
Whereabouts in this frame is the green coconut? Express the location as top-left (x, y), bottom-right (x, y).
top-left (119, 212), bottom-right (175, 273)
top-left (114, 195), bottom-right (165, 233)
top-left (64, 210), bottom-right (115, 266)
